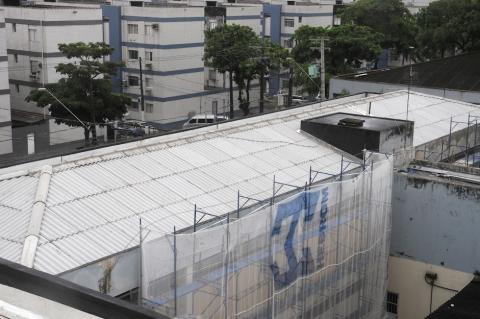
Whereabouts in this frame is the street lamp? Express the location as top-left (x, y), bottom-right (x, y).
top-left (38, 87), bottom-right (87, 129)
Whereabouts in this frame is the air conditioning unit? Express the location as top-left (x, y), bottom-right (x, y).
top-left (145, 61), bottom-right (153, 68)
top-left (152, 24), bottom-right (159, 31)
top-left (145, 87), bottom-right (153, 95)
top-left (29, 72), bottom-right (39, 80)
top-left (122, 80), bottom-right (128, 87)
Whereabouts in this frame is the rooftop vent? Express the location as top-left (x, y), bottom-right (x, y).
top-left (338, 117), bottom-right (364, 127)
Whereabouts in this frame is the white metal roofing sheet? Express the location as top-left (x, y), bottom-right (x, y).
top-left (5, 91), bottom-right (475, 274)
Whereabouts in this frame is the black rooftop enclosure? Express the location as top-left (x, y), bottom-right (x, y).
top-left (301, 112), bottom-right (414, 158)
top-left (0, 257), bottom-right (169, 319)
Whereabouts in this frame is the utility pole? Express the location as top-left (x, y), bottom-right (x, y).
top-left (139, 57), bottom-right (145, 122)
top-left (310, 37), bottom-right (328, 101)
top-left (260, 57), bottom-right (266, 113)
top-left (287, 62), bottom-right (294, 107)
top-left (320, 37), bottom-right (326, 101)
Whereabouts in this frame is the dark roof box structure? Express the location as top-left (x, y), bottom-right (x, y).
top-left (300, 113), bottom-right (414, 158)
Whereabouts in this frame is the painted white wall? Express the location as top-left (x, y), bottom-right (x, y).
top-left (0, 10), bottom-right (13, 155)
top-left (6, 6), bottom-right (104, 115)
top-left (225, 5), bottom-right (262, 34)
top-left (0, 284), bottom-right (101, 319)
top-left (388, 256), bottom-right (474, 319)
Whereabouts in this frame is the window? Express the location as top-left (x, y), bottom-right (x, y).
top-left (128, 49), bottom-right (138, 60)
top-left (298, 16), bottom-right (302, 23)
top-left (30, 60), bottom-right (41, 73)
top-left (208, 69), bottom-right (216, 81)
top-left (15, 84), bottom-right (20, 93)
top-left (28, 28), bottom-right (37, 42)
top-left (14, 54), bottom-right (18, 63)
top-left (145, 77), bottom-right (153, 87)
top-left (386, 291), bottom-right (398, 315)
top-left (145, 51), bottom-right (153, 61)
top-left (130, 101), bottom-right (139, 110)
top-left (145, 25), bottom-right (153, 35)
top-left (212, 100), bottom-right (218, 115)
top-left (284, 18), bottom-right (294, 27)
top-left (145, 103), bottom-right (153, 113)
top-left (280, 78), bottom-right (289, 89)
top-left (127, 24), bottom-right (139, 34)
top-left (11, 23), bottom-right (16, 32)
top-left (283, 38), bottom-right (293, 48)
top-left (128, 75), bottom-right (139, 86)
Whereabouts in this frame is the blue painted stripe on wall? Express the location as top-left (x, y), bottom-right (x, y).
top-left (126, 84), bottom-right (259, 103)
top-left (102, 5), bottom-right (123, 93)
top-left (122, 15), bottom-right (204, 23)
top-left (225, 15), bottom-right (261, 20)
top-left (123, 67), bottom-right (204, 76)
top-left (281, 12), bottom-right (333, 17)
top-left (123, 42), bottom-right (204, 50)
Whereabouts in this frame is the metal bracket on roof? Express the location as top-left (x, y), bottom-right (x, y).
top-left (236, 190), bottom-right (264, 220)
top-left (272, 175), bottom-right (305, 205)
top-left (193, 204), bottom-right (218, 233)
top-left (21, 165), bottom-right (52, 268)
top-left (309, 155), bottom-right (358, 185)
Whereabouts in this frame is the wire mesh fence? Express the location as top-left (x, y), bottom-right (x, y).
top-left (141, 155), bottom-right (393, 319)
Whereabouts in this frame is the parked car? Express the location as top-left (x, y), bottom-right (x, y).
top-left (183, 114), bottom-right (229, 128)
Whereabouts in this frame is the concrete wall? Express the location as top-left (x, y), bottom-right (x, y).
top-left (6, 6), bottom-right (104, 114)
top-left (392, 171), bottom-right (480, 273)
top-left (330, 78), bottom-right (480, 105)
top-left (388, 256), bottom-right (473, 319)
top-left (0, 10), bottom-right (13, 155)
top-left (0, 283), bottom-right (102, 319)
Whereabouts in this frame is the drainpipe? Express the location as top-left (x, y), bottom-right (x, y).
top-left (20, 165), bottom-right (52, 268)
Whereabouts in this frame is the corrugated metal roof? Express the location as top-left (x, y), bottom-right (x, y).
top-left (0, 91), bottom-right (477, 274)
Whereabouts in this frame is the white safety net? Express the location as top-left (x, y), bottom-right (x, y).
top-left (142, 156), bottom-right (393, 319)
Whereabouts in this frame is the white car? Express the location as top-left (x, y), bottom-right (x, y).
top-left (183, 114), bottom-right (229, 128)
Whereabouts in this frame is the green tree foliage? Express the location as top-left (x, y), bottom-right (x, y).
top-left (416, 0), bottom-right (480, 59)
top-left (204, 24), bottom-right (259, 118)
top-left (27, 42), bottom-right (130, 145)
top-left (341, 0), bottom-right (416, 56)
top-left (291, 25), bottom-right (383, 95)
top-left (234, 40), bottom-right (289, 115)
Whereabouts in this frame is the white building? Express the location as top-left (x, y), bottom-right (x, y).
top-left (6, 5), bottom-right (106, 115)
top-left (0, 10), bottom-right (13, 155)
top-left (4, 4), bottom-right (107, 150)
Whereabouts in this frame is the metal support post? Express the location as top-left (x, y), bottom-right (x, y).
top-left (288, 64), bottom-right (294, 107)
top-left (465, 114), bottom-right (471, 166)
top-left (193, 204), bottom-right (197, 233)
top-left (138, 218), bottom-right (143, 305)
top-left (173, 226), bottom-right (177, 317)
top-left (237, 190), bottom-right (240, 220)
top-left (448, 117), bottom-right (453, 160)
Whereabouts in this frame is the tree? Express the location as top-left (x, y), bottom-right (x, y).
top-left (340, 0), bottom-right (416, 58)
top-left (204, 24), bottom-right (258, 119)
top-left (234, 40), bottom-right (289, 115)
top-left (416, 0), bottom-right (480, 59)
top-left (291, 25), bottom-right (383, 95)
top-left (27, 42), bottom-right (130, 145)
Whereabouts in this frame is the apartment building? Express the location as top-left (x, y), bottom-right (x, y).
top-left (0, 10), bottom-right (12, 155)
top-left (5, 5), bottom-right (106, 115)
top-left (263, 1), bottom-right (334, 94)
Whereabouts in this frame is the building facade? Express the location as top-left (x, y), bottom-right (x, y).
top-left (6, 5), bottom-right (106, 115)
top-left (0, 10), bottom-right (12, 155)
